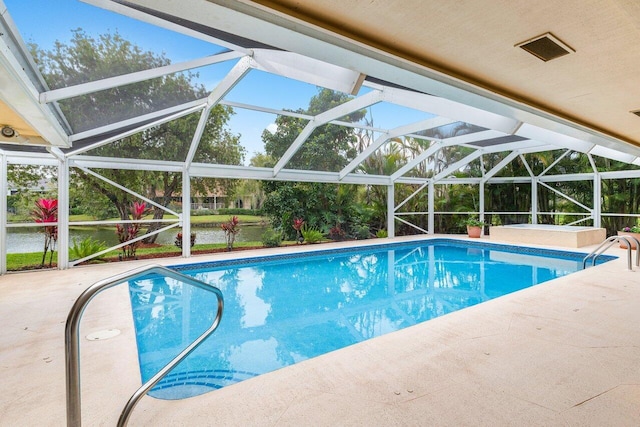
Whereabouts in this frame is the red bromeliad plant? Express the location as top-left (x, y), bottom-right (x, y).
top-left (116, 201), bottom-right (149, 259)
top-left (31, 198), bottom-right (58, 267)
top-left (292, 218), bottom-right (305, 243)
top-left (221, 216), bottom-right (240, 250)
top-left (174, 231), bottom-right (196, 248)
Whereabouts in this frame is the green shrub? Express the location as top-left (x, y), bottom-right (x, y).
top-left (376, 229), bottom-right (388, 238)
top-left (70, 236), bottom-right (107, 260)
top-left (261, 228), bottom-right (283, 247)
top-left (301, 225), bottom-right (324, 243)
top-left (191, 208), bottom-right (216, 216)
top-left (217, 208), bottom-right (263, 216)
top-left (354, 224), bottom-right (370, 240)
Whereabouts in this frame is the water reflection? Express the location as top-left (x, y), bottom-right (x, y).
top-left (7, 225), bottom-right (267, 253)
top-left (128, 242), bottom-right (581, 399)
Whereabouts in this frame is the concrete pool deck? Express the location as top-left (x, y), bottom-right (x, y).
top-left (1, 235), bottom-right (639, 426)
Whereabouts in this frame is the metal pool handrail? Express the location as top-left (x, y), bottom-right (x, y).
top-left (65, 264), bottom-right (224, 427)
top-left (582, 235), bottom-right (640, 270)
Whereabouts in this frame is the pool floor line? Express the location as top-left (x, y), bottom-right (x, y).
top-left (1, 235), bottom-right (638, 425)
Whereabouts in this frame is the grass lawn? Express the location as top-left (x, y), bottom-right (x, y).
top-left (7, 240), bottom-right (299, 271)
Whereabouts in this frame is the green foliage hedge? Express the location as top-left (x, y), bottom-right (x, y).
top-left (217, 208), bottom-right (263, 216)
top-left (261, 228), bottom-right (283, 247)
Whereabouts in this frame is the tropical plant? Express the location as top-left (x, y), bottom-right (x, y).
top-left (353, 224), bottom-right (370, 240)
top-left (31, 198), bottom-right (58, 267)
top-left (116, 201), bottom-right (148, 259)
top-left (463, 216), bottom-right (485, 227)
top-left (301, 225), bottom-right (324, 243)
top-left (221, 216), bottom-right (240, 250)
top-left (328, 225), bottom-right (346, 241)
top-left (69, 237), bottom-right (107, 261)
top-left (376, 229), bottom-right (388, 238)
top-left (261, 228), bottom-right (283, 247)
top-left (292, 217), bottom-right (305, 243)
top-left (174, 231), bottom-right (196, 248)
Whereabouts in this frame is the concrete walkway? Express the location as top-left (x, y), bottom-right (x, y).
top-left (1, 236), bottom-right (639, 426)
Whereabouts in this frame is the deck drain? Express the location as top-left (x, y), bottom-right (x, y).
top-left (86, 329), bottom-right (121, 341)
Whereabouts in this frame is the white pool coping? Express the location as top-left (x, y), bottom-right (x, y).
top-left (1, 235), bottom-right (639, 426)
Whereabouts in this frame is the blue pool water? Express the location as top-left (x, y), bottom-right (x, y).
top-left (127, 239), bottom-right (614, 400)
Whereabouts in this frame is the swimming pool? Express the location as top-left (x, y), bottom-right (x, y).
top-left (127, 238), bottom-right (615, 400)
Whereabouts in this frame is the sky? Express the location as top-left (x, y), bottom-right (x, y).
top-left (4, 0), bottom-right (427, 163)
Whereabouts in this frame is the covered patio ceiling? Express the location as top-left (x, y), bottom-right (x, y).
top-left (1, 0), bottom-right (640, 182)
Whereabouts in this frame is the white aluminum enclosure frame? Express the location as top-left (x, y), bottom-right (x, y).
top-left (1, 0), bottom-right (640, 274)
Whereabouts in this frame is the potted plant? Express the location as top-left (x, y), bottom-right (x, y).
top-left (464, 217), bottom-right (485, 238)
top-left (618, 225), bottom-right (640, 249)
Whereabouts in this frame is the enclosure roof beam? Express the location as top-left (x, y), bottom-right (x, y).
top-left (482, 151), bottom-right (520, 181)
top-left (221, 99), bottom-right (389, 133)
top-left (252, 49), bottom-right (365, 95)
top-left (6, 154), bottom-right (58, 166)
top-left (81, 0), bottom-right (254, 54)
top-left (389, 129), bottom-right (501, 181)
top-left (475, 140), bottom-right (553, 155)
top-left (185, 56), bottom-right (254, 168)
top-left (66, 103), bottom-right (206, 157)
top-left (339, 116), bottom-right (455, 180)
top-left (539, 149), bottom-right (572, 178)
top-left (515, 123), bottom-right (595, 154)
top-left (69, 98), bottom-right (208, 142)
top-left (71, 155), bottom-right (184, 172)
top-left (273, 89), bottom-right (384, 176)
top-left (519, 154), bottom-right (535, 177)
top-left (589, 145), bottom-right (638, 164)
top-left (39, 51), bottom-right (244, 104)
top-left (432, 150), bottom-right (483, 182)
top-left (47, 147), bottom-right (65, 161)
top-left (221, 100), bottom-right (314, 120)
top-left (390, 142), bottom-right (442, 182)
top-left (190, 162), bottom-right (393, 185)
top-left (382, 87), bottom-right (522, 135)
top-left (481, 176), bottom-right (535, 184)
top-left (207, 56), bottom-right (255, 108)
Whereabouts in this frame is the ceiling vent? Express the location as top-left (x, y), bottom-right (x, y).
top-left (516, 33), bottom-right (574, 62)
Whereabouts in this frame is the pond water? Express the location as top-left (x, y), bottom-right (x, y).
top-left (6, 225), bottom-right (268, 254)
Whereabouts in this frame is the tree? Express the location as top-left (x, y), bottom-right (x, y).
top-left (31, 30), bottom-right (245, 241)
top-left (261, 89), bottom-right (367, 238)
top-left (262, 88), bottom-right (364, 172)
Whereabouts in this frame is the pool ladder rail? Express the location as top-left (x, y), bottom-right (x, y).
top-left (582, 235), bottom-right (640, 271)
top-left (64, 264), bottom-right (224, 427)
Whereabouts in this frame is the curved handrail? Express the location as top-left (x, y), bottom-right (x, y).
top-left (65, 264), bottom-right (224, 427)
top-left (582, 235), bottom-right (640, 270)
